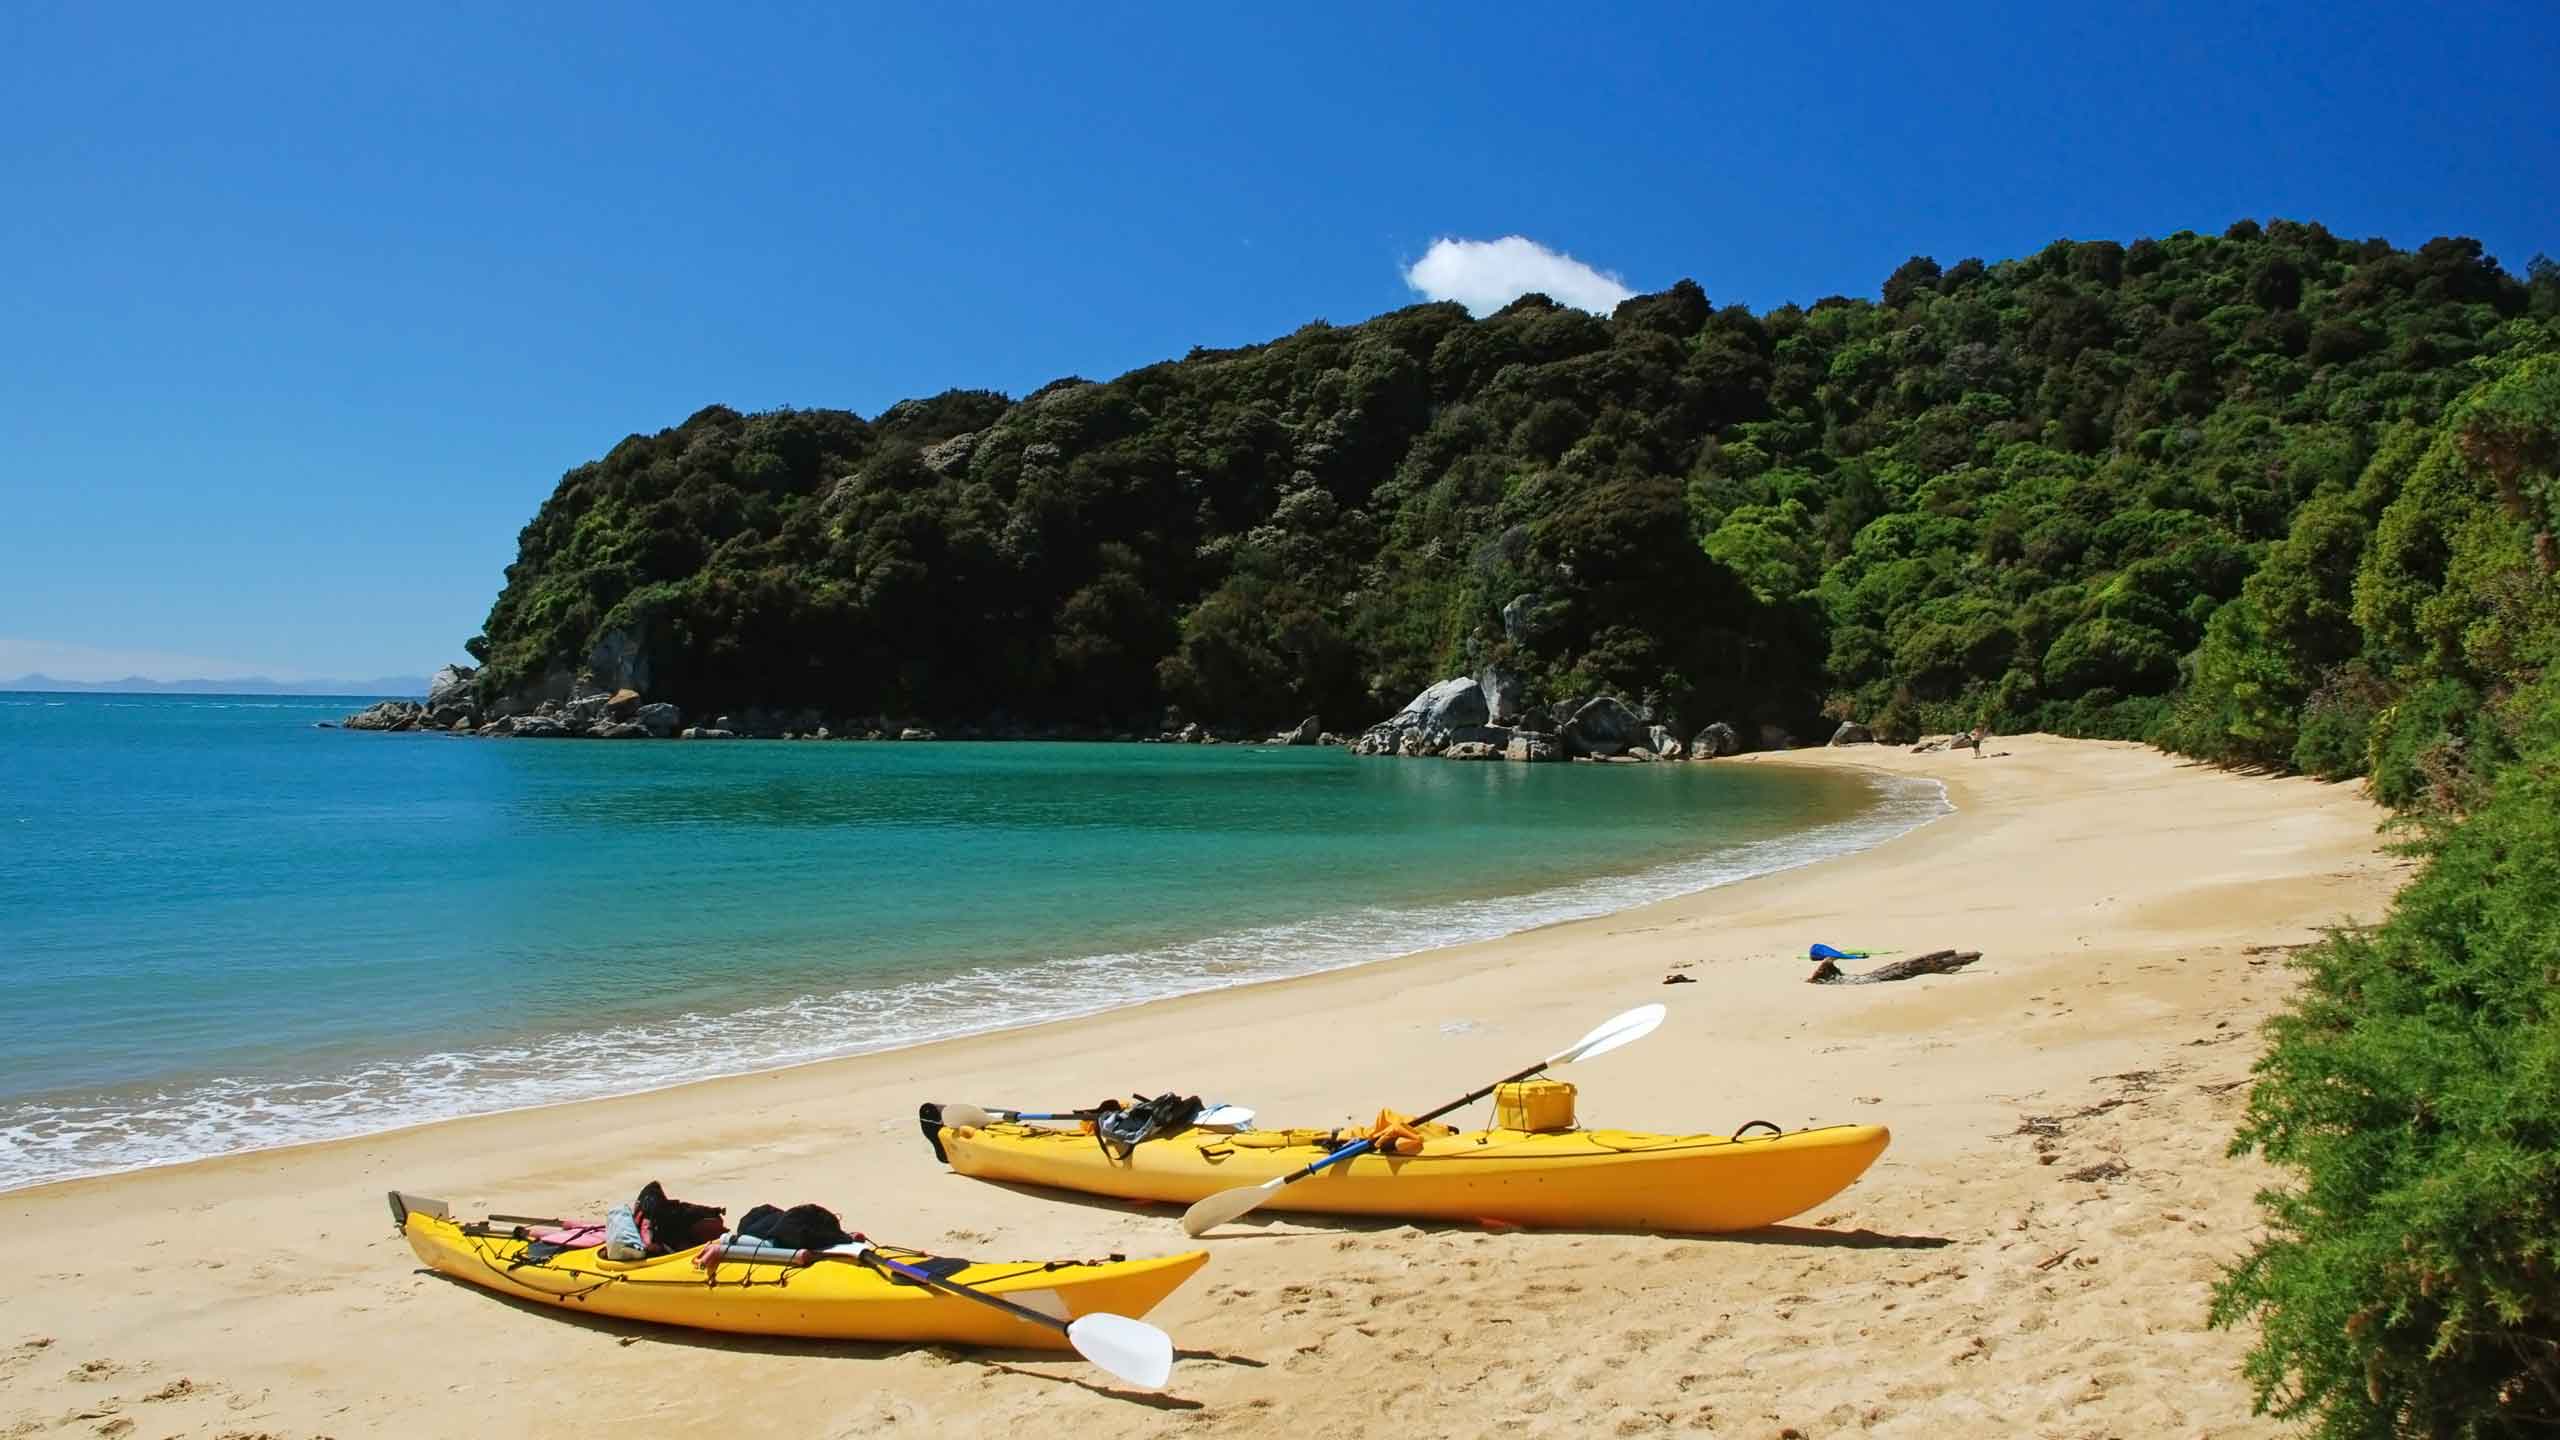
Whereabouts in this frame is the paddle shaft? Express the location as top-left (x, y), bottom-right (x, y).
top-left (1276, 1057), bottom-right (1557, 1190)
top-left (860, 1249), bottom-right (1073, 1337)
top-left (713, 1236), bottom-right (1073, 1336)
top-left (1411, 1057), bottom-right (1557, 1129)
top-left (1181, 1002), bottom-right (1662, 1237)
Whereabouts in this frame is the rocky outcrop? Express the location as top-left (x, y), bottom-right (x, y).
top-left (1273, 715), bottom-right (1321, 746)
top-left (1692, 722), bottom-right (1740, 757)
top-left (1392, 678), bottom-right (1490, 732)
top-left (1561, 697), bottom-right (1645, 757)
top-left (425, 664), bottom-right (476, 711)
top-left (519, 666), bottom-right (578, 710)
top-left (586, 627), bottom-right (650, 697)
top-left (356, 682), bottom-right (698, 740)
top-left (1830, 721), bottom-right (1875, 746)
top-left (681, 726), bottom-right (740, 740)
top-left (1500, 593), bottom-right (1541, 646)
top-left (899, 726), bottom-right (938, 741)
top-left (343, 700), bottom-right (424, 732)
top-left (1353, 677), bottom-right (1491, 756)
top-left (1350, 679), bottom-right (1689, 765)
top-left (1505, 731), bottom-right (1559, 763)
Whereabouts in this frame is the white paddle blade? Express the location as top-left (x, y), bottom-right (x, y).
top-left (938, 1103), bottom-right (996, 1129)
top-left (1181, 1180), bottom-right (1279, 1237)
top-left (1195, 1104), bottom-right (1254, 1129)
top-left (1065, 1312), bottom-right (1175, 1390)
top-left (1551, 1003), bottom-right (1667, 1067)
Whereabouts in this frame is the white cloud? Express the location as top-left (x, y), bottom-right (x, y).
top-left (1402, 235), bottom-right (1636, 317)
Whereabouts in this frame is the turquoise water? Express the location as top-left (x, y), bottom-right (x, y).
top-left (0, 692), bottom-right (1945, 1190)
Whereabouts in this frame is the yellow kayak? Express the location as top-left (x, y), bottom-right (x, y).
top-left (392, 1194), bottom-right (1207, 1348)
top-left (930, 1119), bottom-right (1890, 1233)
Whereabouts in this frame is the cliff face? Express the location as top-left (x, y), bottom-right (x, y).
top-left (466, 222), bottom-right (2552, 744)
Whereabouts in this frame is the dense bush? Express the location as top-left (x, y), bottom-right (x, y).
top-left (2206, 339), bottom-right (2560, 1434)
top-left (2211, 712), bottom-right (2560, 1436)
top-left (468, 224), bottom-right (2558, 741)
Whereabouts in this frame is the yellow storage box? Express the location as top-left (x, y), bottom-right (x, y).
top-left (1494, 1079), bottom-right (1577, 1132)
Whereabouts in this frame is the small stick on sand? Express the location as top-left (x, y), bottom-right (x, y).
top-left (1807, 949), bottom-right (1984, 984)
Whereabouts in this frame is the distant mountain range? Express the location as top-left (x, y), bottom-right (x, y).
top-left (3, 673), bottom-right (428, 697)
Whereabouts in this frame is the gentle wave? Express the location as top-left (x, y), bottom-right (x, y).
top-left (0, 773), bottom-right (1949, 1192)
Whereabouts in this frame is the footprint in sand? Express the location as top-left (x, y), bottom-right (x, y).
top-left (67, 1358), bottom-right (121, 1382)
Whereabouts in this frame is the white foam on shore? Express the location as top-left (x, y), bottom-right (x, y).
top-left (0, 772), bottom-right (1949, 1192)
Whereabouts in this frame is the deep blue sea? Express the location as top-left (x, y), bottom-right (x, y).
top-left (0, 692), bottom-right (1945, 1190)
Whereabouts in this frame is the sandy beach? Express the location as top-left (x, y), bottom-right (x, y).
top-left (0, 735), bottom-right (2404, 1439)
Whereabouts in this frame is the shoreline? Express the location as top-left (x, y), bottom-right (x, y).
top-left (0, 735), bottom-right (2407, 1438)
top-left (0, 761), bottom-right (1947, 1196)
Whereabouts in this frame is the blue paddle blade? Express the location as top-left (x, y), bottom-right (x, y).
top-left (1809, 943), bottom-right (1869, 961)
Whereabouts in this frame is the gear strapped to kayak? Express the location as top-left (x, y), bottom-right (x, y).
top-left (387, 1191), bottom-right (1200, 1388)
top-left (1091, 1093), bottom-right (1205, 1160)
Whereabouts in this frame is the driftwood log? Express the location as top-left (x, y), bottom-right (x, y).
top-left (1807, 949), bottom-right (1983, 984)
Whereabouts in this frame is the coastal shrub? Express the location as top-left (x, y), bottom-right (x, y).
top-left (2289, 675), bottom-right (2378, 780)
top-left (2211, 735), bottom-right (2560, 1436)
top-left (2364, 676), bottom-right (2492, 811)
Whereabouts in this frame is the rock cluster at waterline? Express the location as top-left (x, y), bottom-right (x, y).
top-left (338, 666), bottom-right (1872, 755)
top-left (1346, 677), bottom-right (1788, 764)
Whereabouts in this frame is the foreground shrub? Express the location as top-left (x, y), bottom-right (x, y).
top-left (2212, 740), bottom-right (2560, 1435)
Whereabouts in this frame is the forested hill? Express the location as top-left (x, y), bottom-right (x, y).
top-left (468, 219), bottom-right (2558, 755)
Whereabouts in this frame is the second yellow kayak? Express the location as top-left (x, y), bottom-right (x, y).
top-left (394, 1194), bottom-right (1207, 1348)
top-left (930, 1119), bottom-right (1889, 1232)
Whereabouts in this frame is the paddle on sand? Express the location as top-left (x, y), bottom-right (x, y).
top-left (938, 1102), bottom-right (1254, 1130)
top-left (1179, 1003), bottom-right (1668, 1238)
top-left (713, 1236), bottom-right (1176, 1390)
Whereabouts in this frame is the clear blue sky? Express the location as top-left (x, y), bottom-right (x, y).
top-left (4, 2), bottom-right (2553, 681)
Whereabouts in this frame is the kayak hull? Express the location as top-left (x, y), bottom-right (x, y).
top-left (400, 1209), bottom-right (1205, 1349)
top-left (939, 1122), bottom-right (1891, 1233)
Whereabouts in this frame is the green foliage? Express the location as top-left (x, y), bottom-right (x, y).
top-left (2203, 335), bottom-right (2560, 1435)
top-left (2211, 727), bottom-right (2560, 1436)
top-left (471, 223), bottom-right (2544, 745)
top-left (2289, 669), bottom-right (2380, 780)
